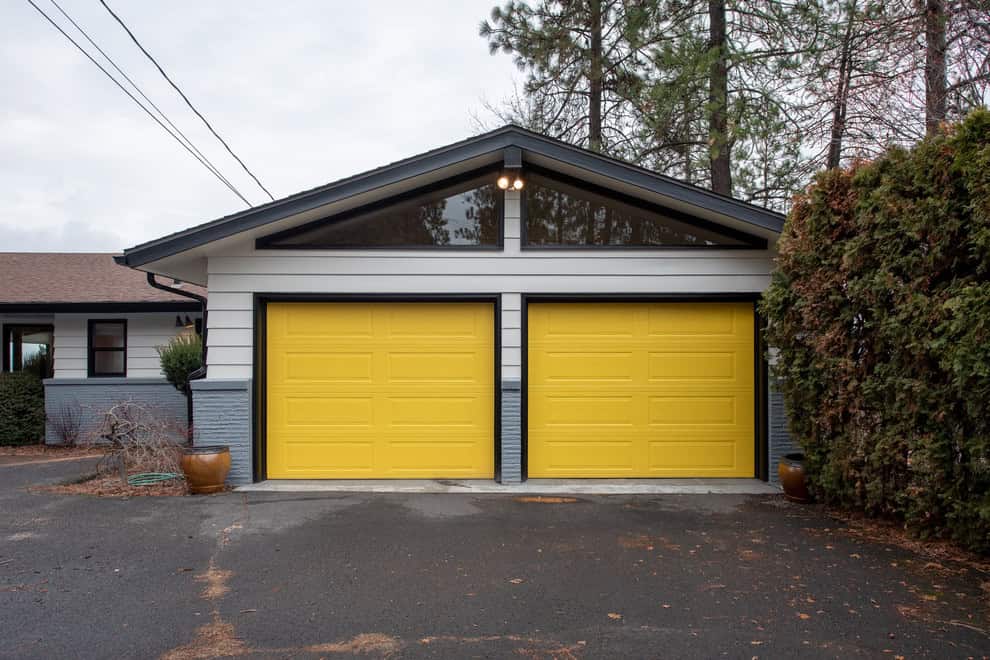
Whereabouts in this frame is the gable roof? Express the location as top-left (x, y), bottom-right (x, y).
top-left (0, 253), bottom-right (205, 310)
top-left (116, 125), bottom-right (785, 268)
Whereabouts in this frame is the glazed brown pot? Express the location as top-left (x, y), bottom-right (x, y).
top-left (181, 445), bottom-right (231, 494)
top-left (778, 453), bottom-right (810, 502)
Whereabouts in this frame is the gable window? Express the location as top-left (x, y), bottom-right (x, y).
top-left (88, 320), bottom-right (126, 377)
top-left (258, 171), bottom-right (502, 249)
top-left (523, 172), bottom-right (760, 248)
top-left (2, 325), bottom-right (54, 379)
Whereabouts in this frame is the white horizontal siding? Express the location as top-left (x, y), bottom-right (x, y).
top-left (52, 312), bottom-right (201, 379)
top-left (205, 190), bottom-right (776, 380)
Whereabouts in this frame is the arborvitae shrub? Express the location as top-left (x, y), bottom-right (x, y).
top-left (0, 372), bottom-right (46, 445)
top-left (762, 110), bottom-right (990, 554)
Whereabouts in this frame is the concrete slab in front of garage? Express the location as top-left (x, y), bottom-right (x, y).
top-left (237, 478), bottom-right (780, 495)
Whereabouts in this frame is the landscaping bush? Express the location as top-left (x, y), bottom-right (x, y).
top-left (762, 110), bottom-right (990, 553)
top-left (157, 334), bottom-right (203, 393)
top-left (0, 372), bottom-right (46, 446)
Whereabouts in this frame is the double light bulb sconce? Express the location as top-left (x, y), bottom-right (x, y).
top-left (497, 171), bottom-right (525, 191)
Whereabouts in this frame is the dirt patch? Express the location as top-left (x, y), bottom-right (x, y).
top-left (0, 444), bottom-right (103, 458)
top-left (824, 509), bottom-right (990, 574)
top-left (306, 633), bottom-right (402, 655)
top-left (195, 562), bottom-right (233, 600)
top-left (34, 473), bottom-right (188, 498)
top-left (618, 534), bottom-right (681, 552)
top-left (514, 496), bottom-right (580, 504)
top-left (160, 618), bottom-right (248, 660)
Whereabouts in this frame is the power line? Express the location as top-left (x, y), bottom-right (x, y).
top-left (24, 0), bottom-right (253, 205)
top-left (46, 0), bottom-right (244, 201)
top-left (99, 0), bottom-right (276, 202)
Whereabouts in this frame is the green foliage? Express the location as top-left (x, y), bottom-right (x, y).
top-left (0, 372), bottom-right (46, 446)
top-left (762, 110), bottom-right (990, 553)
top-left (157, 334), bottom-right (203, 393)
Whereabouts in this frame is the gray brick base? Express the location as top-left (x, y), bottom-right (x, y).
top-left (769, 377), bottom-right (800, 483)
top-left (500, 379), bottom-right (522, 483)
top-left (191, 379), bottom-right (252, 485)
top-left (43, 378), bottom-right (186, 445)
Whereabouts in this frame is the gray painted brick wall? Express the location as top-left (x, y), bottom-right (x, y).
top-left (500, 379), bottom-right (522, 483)
top-left (191, 379), bottom-right (252, 486)
top-left (43, 378), bottom-right (186, 445)
top-left (769, 377), bottom-right (800, 483)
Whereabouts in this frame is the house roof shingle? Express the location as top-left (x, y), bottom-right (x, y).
top-left (0, 253), bottom-right (205, 306)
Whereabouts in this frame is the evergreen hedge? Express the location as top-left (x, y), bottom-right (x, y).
top-left (762, 110), bottom-right (990, 553)
top-left (0, 372), bottom-right (46, 446)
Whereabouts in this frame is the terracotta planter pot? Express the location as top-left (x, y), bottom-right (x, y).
top-left (778, 452), bottom-right (810, 502)
top-left (181, 445), bottom-right (231, 494)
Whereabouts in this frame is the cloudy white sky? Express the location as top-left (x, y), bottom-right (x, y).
top-left (1, 1), bottom-right (519, 252)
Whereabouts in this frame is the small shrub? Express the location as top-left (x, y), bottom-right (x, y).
top-left (0, 373), bottom-right (45, 446)
top-left (157, 334), bottom-right (203, 393)
top-left (47, 400), bottom-right (83, 446)
top-left (90, 401), bottom-right (185, 481)
top-left (762, 109), bottom-right (990, 553)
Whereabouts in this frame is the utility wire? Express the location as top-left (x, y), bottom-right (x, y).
top-left (99, 0), bottom-right (276, 202)
top-left (46, 0), bottom-right (244, 201)
top-left (24, 0), bottom-right (252, 205)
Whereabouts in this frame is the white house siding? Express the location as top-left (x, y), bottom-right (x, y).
top-left (203, 191), bottom-right (777, 381)
top-left (51, 312), bottom-right (200, 379)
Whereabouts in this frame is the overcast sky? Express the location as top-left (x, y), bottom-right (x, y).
top-left (1, 1), bottom-right (519, 252)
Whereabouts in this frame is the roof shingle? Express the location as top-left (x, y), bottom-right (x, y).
top-left (0, 253), bottom-right (205, 305)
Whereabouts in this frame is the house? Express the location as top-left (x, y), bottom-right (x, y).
top-left (114, 126), bottom-right (797, 486)
top-left (0, 253), bottom-right (204, 443)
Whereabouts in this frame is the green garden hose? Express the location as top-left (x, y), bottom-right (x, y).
top-left (127, 472), bottom-right (183, 486)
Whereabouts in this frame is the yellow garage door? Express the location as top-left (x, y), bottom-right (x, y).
top-left (266, 302), bottom-right (494, 478)
top-left (528, 302), bottom-right (755, 478)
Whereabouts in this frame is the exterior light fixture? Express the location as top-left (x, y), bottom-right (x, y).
top-left (175, 315), bottom-right (184, 328)
top-left (498, 171), bottom-right (524, 191)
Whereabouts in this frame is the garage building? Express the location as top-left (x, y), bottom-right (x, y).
top-left (115, 126), bottom-right (794, 485)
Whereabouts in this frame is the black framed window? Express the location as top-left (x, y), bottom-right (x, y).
top-left (523, 172), bottom-right (759, 248)
top-left (258, 170), bottom-right (503, 249)
top-left (88, 320), bottom-right (126, 377)
top-left (2, 324), bottom-right (54, 379)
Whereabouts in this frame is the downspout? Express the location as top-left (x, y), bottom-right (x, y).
top-left (146, 272), bottom-right (208, 376)
top-left (147, 273), bottom-right (207, 440)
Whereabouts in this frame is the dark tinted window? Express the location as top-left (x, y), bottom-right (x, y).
top-left (89, 320), bottom-right (126, 377)
top-left (524, 174), bottom-right (749, 247)
top-left (264, 176), bottom-right (501, 248)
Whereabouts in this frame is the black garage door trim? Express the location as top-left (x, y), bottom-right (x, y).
top-left (520, 293), bottom-right (768, 481)
top-left (252, 293), bottom-right (503, 483)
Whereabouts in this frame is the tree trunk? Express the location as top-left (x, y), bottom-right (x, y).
top-left (923, 0), bottom-right (947, 135)
top-left (589, 0), bottom-right (603, 151)
top-left (708, 0), bottom-right (732, 195)
top-left (827, 2), bottom-right (857, 169)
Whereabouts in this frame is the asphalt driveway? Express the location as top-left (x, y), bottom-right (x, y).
top-left (1, 459), bottom-right (987, 659)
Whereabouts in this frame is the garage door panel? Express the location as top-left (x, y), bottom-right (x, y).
top-left (277, 396), bottom-right (375, 428)
top-left (386, 351), bottom-right (489, 383)
top-left (267, 302), bottom-right (494, 479)
top-left (275, 352), bottom-right (375, 383)
top-left (646, 442), bottom-right (739, 471)
top-left (529, 438), bottom-right (638, 474)
top-left (646, 304), bottom-right (741, 336)
top-left (531, 351), bottom-right (635, 382)
top-left (528, 302), bottom-right (755, 478)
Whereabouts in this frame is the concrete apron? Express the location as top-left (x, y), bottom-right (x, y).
top-left (238, 478), bottom-right (780, 495)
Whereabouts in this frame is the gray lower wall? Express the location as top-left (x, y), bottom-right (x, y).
top-left (500, 379), bottom-right (522, 483)
top-left (191, 379), bottom-right (252, 486)
top-left (768, 377), bottom-right (800, 483)
top-left (43, 378), bottom-right (187, 445)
